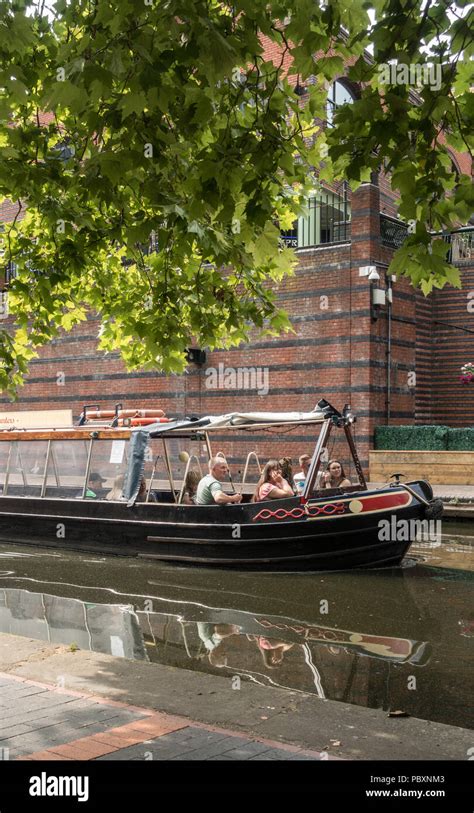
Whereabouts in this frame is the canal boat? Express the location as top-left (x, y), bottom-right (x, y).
top-left (0, 399), bottom-right (443, 570)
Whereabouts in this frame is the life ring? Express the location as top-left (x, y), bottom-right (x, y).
top-left (85, 408), bottom-right (165, 419)
top-left (116, 417), bottom-right (170, 427)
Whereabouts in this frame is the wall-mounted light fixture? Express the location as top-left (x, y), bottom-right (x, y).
top-left (360, 265), bottom-right (393, 320)
top-left (368, 268), bottom-right (384, 320)
top-left (372, 289), bottom-right (386, 306)
top-left (358, 265), bottom-right (377, 277)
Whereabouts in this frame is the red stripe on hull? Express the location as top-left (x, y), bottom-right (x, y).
top-left (357, 492), bottom-right (412, 512)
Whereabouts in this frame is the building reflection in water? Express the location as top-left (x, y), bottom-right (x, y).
top-left (0, 588), bottom-right (148, 661)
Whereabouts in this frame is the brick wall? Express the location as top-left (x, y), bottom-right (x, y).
top-left (423, 265), bottom-right (474, 426)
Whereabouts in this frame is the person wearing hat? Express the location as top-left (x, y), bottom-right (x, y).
top-left (84, 472), bottom-right (105, 499)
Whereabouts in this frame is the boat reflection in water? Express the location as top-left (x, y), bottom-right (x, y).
top-left (136, 591), bottom-right (431, 703)
top-left (0, 579), bottom-right (431, 709)
top-left (0, 541), bottom-right (471, 728)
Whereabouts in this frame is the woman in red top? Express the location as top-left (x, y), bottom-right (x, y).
top-left (253, 460), bottom-right (294, 502)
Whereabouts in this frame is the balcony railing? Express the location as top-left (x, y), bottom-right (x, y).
top-left (380, 214), bottom-right (408, 249)
top-left (442, 228), bottom-right (474, 264)
top-left (380, 216), bottom-right (473, 265)
top-left (280, 189), bottom-right (351, 249)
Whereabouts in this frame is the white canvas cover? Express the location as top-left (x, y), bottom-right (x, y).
top-left (204, 410), bottom-right (326, 428)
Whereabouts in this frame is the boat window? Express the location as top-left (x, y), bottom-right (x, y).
top-left (146, 437), bottom-right (208, 503)
top-left (4, 441), bottom-right (49, 497)
top-left (84, 439), bottom-right (129, 500)
top-left (42, 440), bottom-right (90, 498)
top-left (139, 439), bottom-right (169, 501)
top-left (0, 442), bottom-right (11, 494)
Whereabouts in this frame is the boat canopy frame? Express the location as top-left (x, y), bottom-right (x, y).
top-left (122, 399), bottom-right (367, 505)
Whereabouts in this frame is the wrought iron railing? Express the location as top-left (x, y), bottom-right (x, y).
top-left (280, 188), bottom-right (351, 249)
top-left (441, 228), bottom-right (474, 264)
top-left (380, 216), bottom-right (474, 265)
top-left (380, 214), bottom-right (408, 249)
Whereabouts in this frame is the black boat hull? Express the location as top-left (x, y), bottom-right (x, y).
top-left (0, 481), bottom-right (435, 570)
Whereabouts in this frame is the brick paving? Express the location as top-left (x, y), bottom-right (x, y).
top-left (0, 673), bottom-right (328, 762)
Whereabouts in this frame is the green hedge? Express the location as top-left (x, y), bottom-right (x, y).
top-left (446, 428), bottom-right (474, 450)
top-left (374, 425), bottom-right (466, 451)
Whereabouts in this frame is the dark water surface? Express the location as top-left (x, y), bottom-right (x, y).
top-left (0, 527), bottom-right (472, 730)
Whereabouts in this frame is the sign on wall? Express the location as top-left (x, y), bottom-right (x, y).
top-left (0, 410), bottom-right (73, 429)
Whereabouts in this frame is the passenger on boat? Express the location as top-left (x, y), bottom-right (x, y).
top-left (137, 475), bottom-right (157, 502)
top-left (83, 472), bottom-right (105, 499)
top-left (106, 474), bottom-right (124, 501)
top-left (293, 454), bottom-right (311, 495)
top-left (182, 470), bottom-right (200, 505)
top-left (278, 457), bottom-right (295, 492)
top-left (252, 460), bottom-right (294, 502)
top-left (322, 459), bottom-right (351, 489)
top-left (196, 457), bottom-right (242, 505)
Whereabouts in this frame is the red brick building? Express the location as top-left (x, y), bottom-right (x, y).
top-left (1, 70), bottom-right (473, 474)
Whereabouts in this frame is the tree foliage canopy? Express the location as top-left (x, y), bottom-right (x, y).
top-left (0, 0), bottom-right (472, 393)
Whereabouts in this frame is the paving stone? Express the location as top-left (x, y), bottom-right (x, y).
top-left (46, 741), bottom-right (117, 760)
top-left (171, 736), bottom-right (252, 760)
top-left (249, 751), bottom-right (297, 760)
top-left (287, 752), bottom-right (320, 760)
top-left (96, 743), bottom-right (179, 760)
top-left (220, 741), bottom-right (277, 757)
top-left (96, 750), bottom-right (137, 761)
top-left (206, 755), bottom-right (236, 760)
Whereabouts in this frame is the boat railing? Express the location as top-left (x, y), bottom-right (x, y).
top-left (177, 455), bottom-right (203, 505)
top-left (240, 452), bottom-right (262, 495)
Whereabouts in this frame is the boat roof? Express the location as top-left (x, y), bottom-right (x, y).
top-left (0, 401), bottom-right (340, 440)
top-left (143, 409), bottom-right (326, 437)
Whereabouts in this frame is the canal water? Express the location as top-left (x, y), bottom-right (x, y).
top-left (0, 526), bottom-right (472, 730)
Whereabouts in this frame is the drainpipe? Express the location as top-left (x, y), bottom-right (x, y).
top-left (386, 274), bottom-right (393, 424)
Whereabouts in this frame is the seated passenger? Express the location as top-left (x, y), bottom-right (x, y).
top-left (196, 457), bottom-right (242, 505)
top-left (322, 459), bottom-right (351, 489)
top-left (278, 457), bottom-right (295, 492)
top-left (106, 474), bottom-right (124, 501)
top-left (253, 460), bottom-right (294, 502)
top-left (182, 470), bottom-right (200, 505)
top-left (137, 475), bottom-right (157, 502)
top-left (293, 454), bottom-right (311, 495)
top-left (82, 472), bottom-right (105, 499)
